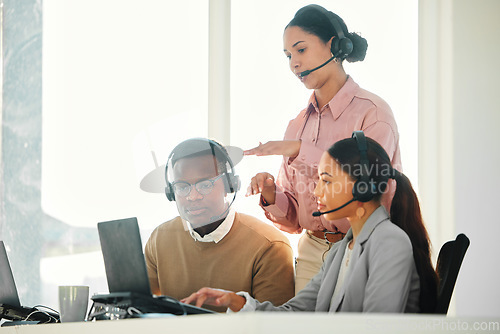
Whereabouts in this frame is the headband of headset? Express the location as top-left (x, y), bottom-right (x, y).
top-left (164, 138), bottom-right (240, 201)
top-left (351, 131), bottom-right (377, 202)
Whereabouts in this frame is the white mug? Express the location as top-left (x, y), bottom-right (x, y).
top-left (58, 285), bottom-right (89, 322)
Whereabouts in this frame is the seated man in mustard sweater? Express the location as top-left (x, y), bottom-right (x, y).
top-left (145, 138), bottom-right (295, 312)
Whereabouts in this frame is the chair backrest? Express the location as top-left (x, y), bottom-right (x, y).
top-left (434, 233), bottom-right (470, 314)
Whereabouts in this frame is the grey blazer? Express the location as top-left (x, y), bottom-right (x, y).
top-left (254, 206), bottom-right (420, 313)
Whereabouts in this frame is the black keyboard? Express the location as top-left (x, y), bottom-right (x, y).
top-left (90, 292), bottom-right (215, 319)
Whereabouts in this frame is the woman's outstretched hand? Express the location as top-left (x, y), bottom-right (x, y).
top-left (244, 140), bottom-right (301, 158)
top-left (246, 172), bottom-right (276, 205)
top-left (181, 288), bottom-right (246, 312)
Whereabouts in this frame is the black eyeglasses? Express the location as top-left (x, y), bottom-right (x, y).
top-left (171, 174), bottom-right (224, 197)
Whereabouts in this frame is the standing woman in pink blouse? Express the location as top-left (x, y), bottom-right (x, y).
top-left (245, 4), bottom-right (402, 293)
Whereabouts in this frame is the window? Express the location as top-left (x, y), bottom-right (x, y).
top-left (41, 0), bottom-right (208, 308)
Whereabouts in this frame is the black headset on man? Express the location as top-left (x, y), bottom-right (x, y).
top-left (164, 138), bottom-right (240, 202)
top-left (298, 5), bottom-right (354, 78)
top-left (313, 131), bottom-right (378, 217)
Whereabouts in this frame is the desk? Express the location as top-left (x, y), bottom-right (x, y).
top-left (1, 313), bottom-right (499, 333)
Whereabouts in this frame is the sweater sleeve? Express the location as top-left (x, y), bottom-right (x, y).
top-left (250, 250), bottom-right (325, 312)
top-left (250, 240), bottom-right (295, 306)
top-left (144, 230), bottom-right (161, 296)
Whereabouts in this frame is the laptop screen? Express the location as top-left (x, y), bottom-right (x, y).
top-left (97, 218), bottom-right (152, 296)
top-left (0, 241), bottom-right (21, 307)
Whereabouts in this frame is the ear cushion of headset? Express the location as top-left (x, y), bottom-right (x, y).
top-left (225, 174), bottom-right (241, 193)
top-left (339, 38), bottom-right (353, 57)
top-left (232, 175), bottom-right (241, 192)
top-left (332, 37), bottom-right (353, 58)
top-left (353, 180), bottom-right (374, 203)
top-left (165, 185), bottom-right (175, 201)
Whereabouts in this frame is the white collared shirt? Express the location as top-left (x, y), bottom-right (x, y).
top-left (183, 209), bottom-right (235, 243)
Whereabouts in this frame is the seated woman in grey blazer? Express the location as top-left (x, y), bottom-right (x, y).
top-left (182, 131), bottom-right (438, 313)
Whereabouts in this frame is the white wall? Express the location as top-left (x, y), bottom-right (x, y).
top-left (419, 0), bottom-right (500, 317)
top-left (452, 0), bottom-right (500, 317)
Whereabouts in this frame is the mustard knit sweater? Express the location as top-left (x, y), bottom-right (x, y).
top-left (145, 212), bottom-right (295, 312)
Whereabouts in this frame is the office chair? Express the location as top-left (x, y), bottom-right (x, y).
top-left (434, 233), bottom-right (470, 314)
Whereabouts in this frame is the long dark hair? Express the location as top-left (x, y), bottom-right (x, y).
top-left (327, 137), bottom-right (438, 313)
top-left (286, 4), bottom-right (368, 63)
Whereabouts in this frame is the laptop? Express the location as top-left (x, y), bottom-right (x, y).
top-left (0, 241), bottom-right (59, 324)
top-left (93, 217), bottom-right (214, 317)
